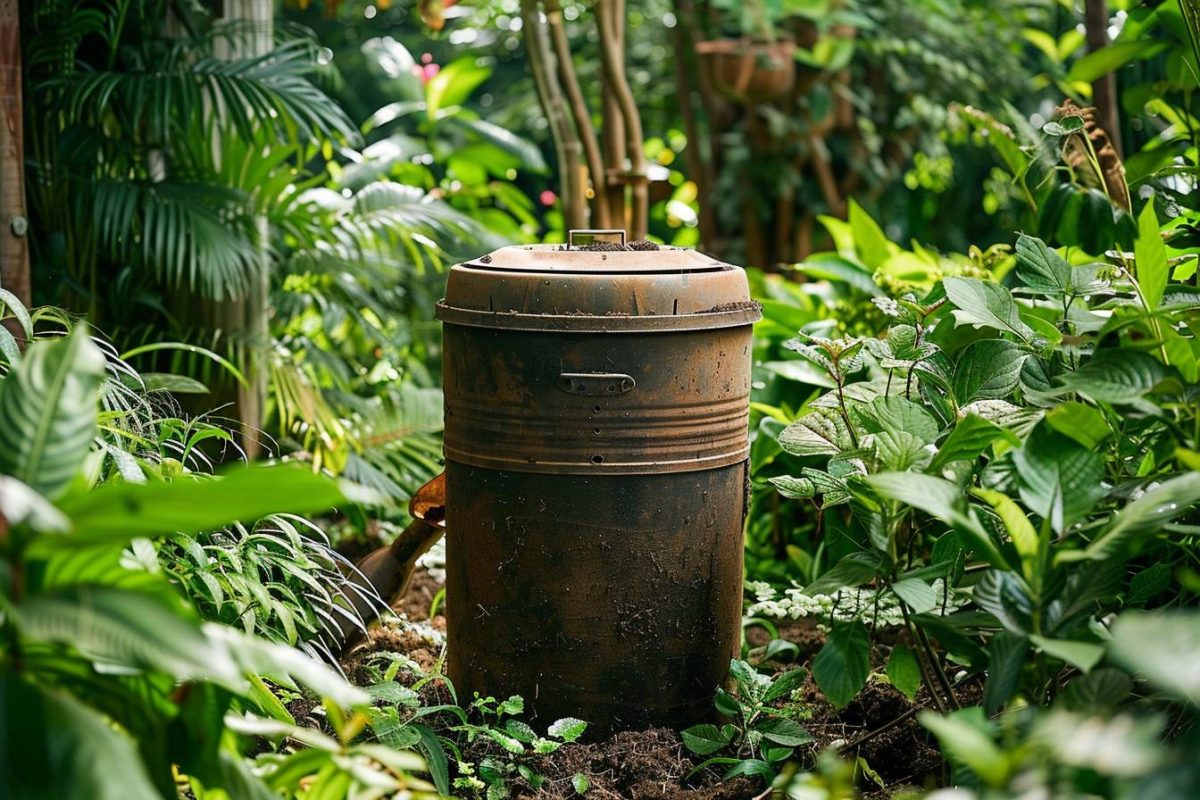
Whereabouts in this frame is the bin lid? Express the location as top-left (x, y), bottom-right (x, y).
top-left (435, 232), bottom-right (760, 333)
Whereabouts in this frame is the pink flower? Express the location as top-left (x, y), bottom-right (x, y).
top-left (423, 63), bottom-right (440, 81)
top-left (539, 190), bottom-right (557, 206)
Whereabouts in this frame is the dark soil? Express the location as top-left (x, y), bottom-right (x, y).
top-left (342, 566), bottom-right (969, 798)
top-left (512, 728), bottom-right (757, 800)
top-left (701, 301), bottom-right (764, 314)
top-left (567, 240), bottom-right (661, 251)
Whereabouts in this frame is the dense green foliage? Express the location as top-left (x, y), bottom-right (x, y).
top-left (4, 0), bottom-right (1200, 798)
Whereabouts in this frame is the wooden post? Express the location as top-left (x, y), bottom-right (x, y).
top-left (0, 0), bottom-right (31, 316)
top-left (1084, 0), bottom-right (1122, 158)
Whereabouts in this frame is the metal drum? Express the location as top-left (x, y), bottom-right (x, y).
top-left (435, 231), bottom-right (760, 733)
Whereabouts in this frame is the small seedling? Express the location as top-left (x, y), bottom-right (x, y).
top-left (682, 659), bottom-right (812, 783)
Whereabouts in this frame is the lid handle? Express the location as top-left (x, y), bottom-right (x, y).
top-left (567, 229), bottom-right (626, 249)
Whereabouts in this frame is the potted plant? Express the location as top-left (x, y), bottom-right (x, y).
top-left (695, 0), bottom-right (797, 104)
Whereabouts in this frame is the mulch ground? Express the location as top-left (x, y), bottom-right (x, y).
top-left (337, 567), bottom-right (960, 799)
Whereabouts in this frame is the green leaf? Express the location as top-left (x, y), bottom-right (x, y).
top-left (1014, 234), bottom-right (1074, 295)
top-left (886, 644), bottom-right (921, 701)
top-left (571, 773), bottom-right (590, 794)
top-left (1012, 425), bottom-right (1105, 534)
top-left (856, 396), bottom-right (940, 444)
top-left (873, 430), bottom-right (930, 471)
top-left (848, 199), bottom-right (892, 269)
top-left (0, 329), bottom-right (106, 498)
top-left (1045, 402), bottom-right (1111, 448)
top-left (1065, 40), bottom-right (1167, 83)
top-left (942, 277), bottom-right (1033, 342)
top-left (681, 724), bottom-right (735, 755)
top-left (952, 340), bottom-right (1026, 404)
top-left (892, 578), bottom-right (937, 613)
top-left (547, 717), bottom-right (587, 743)
top-left (812, 620), bottom-right (870, 709)
top-left (1060, 473), bottom-right (1200, 562)
top-left (778, 417), bottom-right (842, 457)
top-left (140, 372), bottom-right (210, 394)
top-left (53, 464), bottom-right (345, 547)
top-left (1134, 202), bottom-right (1168, 310)
top-left (763, 359), bottom-right (837, 388)
top-left (1128, 563), bottom-right (1172, 606)
top-left (1060, 668), bottom-right (1132, 712)
top-left (863, 473), bottom-right (1009, 569)
top-left (803, 552), bottom-right (882, 595)
top-left (769, 475), bottom-right (815, 500)
top-left (17, 586), bottom-right (365, 707)
top-left (1110, 611), bottom-right (1200, 705)
top-left (756, 717), bottom-right (813, 747)
top-left (425, 56), bottom-right (490, 116)
top-left (972, 487), bottom-right (1039, 583)
top-left (983, 632), bottom-right (1028, 713)
top-left (487, 729), bottom-right (526, 755)
top-left (1028, 635), bottom-right (1105, 672)
top-left (0, 670), bottom-right (161, 800)
top-left (1055, 349), bottom-right (1166, 405)
top-left (928, 416), bottom-right (1016, 474)
top-left (920, 708), bottom-right (1007, 786)
top-left (763, 668), bottom-right (807, 703)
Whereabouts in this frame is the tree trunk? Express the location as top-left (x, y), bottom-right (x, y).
top-left (1084, 0), bottom-right (1122, 158)
top-left (210, 0), bottom-right (272, 458)
top-left (1, 0), bottom-right (31, 320)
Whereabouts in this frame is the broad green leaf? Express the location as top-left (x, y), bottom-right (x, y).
top-left (886, 644), bottom-right (921, 700)
top-left (52, 464), bottom-right (345, 547)
top-left (756, 717), bottom-right (813, 747)
top-left (1012, 425), bottom-right (1105, 534)
top-left (1014, 235), bottom-right (1073, 296)
top-left (769, 475), bottom-right (815, 499)
top-left (983, 632), bottom-right (1028, 713)
top-left (1108, 611), bottom-right (1200, 704)
top-left (1045, 401), bottom-right (1111, 448)
top-left (487, 729), bottom-right (525, 755)
top-left (856, 396), bottom-right (940, 444)
top-left (952, 339), bottom-right (1026, 404)
top-left (763, 359), bottom-right (837, 388)
top-left (0, 330), bottom-right (105, 498)
top-left (863, 473), bottom-right (1009, 569)
top-left (1065, 40), bottom-right (1166, 83)
top-left (0, 670), bottom-right (161, 800)
top-left (1054, 349), bottom-right (1166, 405)
top-left (763, 668), bottom-right (808, 703)
top-left (873, 430), bottom-right (930, 471)
top-left (1028, 635), bottom-right (1105, 673)
top-left (974, 570), bottom-right (1033, 635)
top-left (425, 56), bottom-right (490, 116)
top-left (547, 717), bottom-right (587, 743)
top-left (141, 372), bottom-right (209, 394)
top-left (1060, 668), bottom-right (1132, 712)
top-left (778, 417), bottom-right (842, 457)
top-left (0, 475), bottom-right (70, 533)
top-left (942, 277), bottom-right (1033, 342)
top-left (572, 773), bottom-right (590, 794)
top-left (812, 620), bottom-right (870, 708)
top-left (803, 551), bottom-right (882, 595)
top-left (972, 487), bottom-right (1039, 583)
top-left (681, 723), bottom-right (734, 755)
top-left (848, 198), bottom-right (892, 269)
top-left (920, 708), bottom-right (1008, 786)
top-left (1128, 563), bottom-right (1172, 606)
top-left (1134, 202), bottom-right (1168, 310)
top-left (1059, 473), bottom-right (1200, 562)
top-left (928, 416), bottom-right (1017, 474)
top-left (891, 578), bottom-right (937, 613)
top-left (17, 586), bottom-right (364, 707)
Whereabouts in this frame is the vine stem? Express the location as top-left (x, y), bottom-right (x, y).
top-left (900, 604), bottom-right (952, 714)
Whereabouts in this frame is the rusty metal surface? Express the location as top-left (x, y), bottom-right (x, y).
top-left (444, 461), bottom-right (747, 733)
top-left (438, 240), bottom-right (759, 734)
top-left (441, 324), bottom-right (753, 475)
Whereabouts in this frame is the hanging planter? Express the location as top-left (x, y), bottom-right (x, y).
top-left (695, 37), bottom-right (796, 105)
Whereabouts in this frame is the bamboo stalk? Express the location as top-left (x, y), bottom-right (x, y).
top-left (522, 0), bottom-right (587, 230)
top-left (545, 0), bottom-right (610, 227)
top-left (597, 0), bottom-right (648, 239)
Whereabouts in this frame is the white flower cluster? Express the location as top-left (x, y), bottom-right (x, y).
top-left (745, 579), bottom-right (964, 629)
